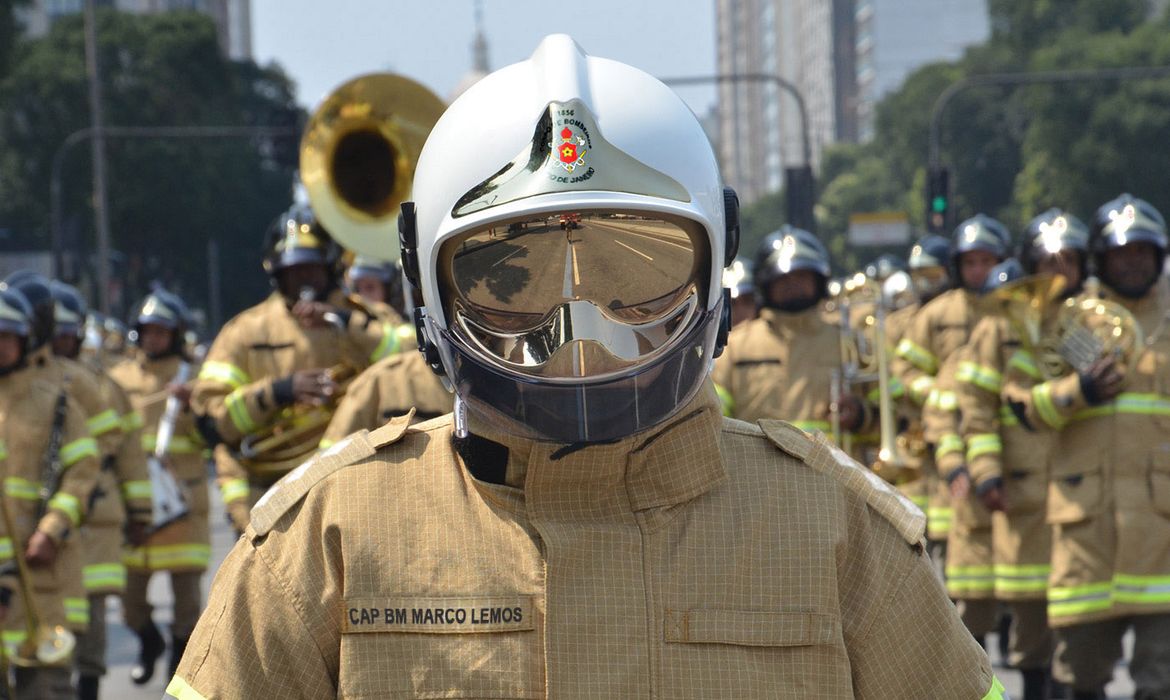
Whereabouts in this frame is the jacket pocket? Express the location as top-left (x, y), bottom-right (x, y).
top-left (1004, 469), bottom-right (1047, 515)
top-left (1046, 467), bottom-right (1102, 525)
top-left (1149, 458), bottom-right (1170, 518)
top-left (664, 608), bottom-right (838, 647)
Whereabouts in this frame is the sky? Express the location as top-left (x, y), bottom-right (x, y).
top-left (252, 0), bottom-right (718, 116)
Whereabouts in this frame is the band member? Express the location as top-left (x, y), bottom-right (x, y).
top-left (108, 290), bottom-right (208, 686)
top-left (169, 35), bottom-right (1003, 699)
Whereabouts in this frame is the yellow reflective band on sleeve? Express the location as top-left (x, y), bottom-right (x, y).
top-left (926, 388), bottom-right (958, 412)
top-left (935, 433), bottom-right (964, 458)
top-left (1048, 581), bottom-right (1113, 620)
top-left (123, 543), bottom-right (212, 570)
top-left (994, 563), bottom-right (1051, 595)
top-left (1032, 382), bottom-right (1068, 430)
top-left (121, 410), bottom-right (145, 432)
top-left (910, 494), bottom-right (929, 511)
top-left (999, 405), bottom-right (1020, 428)
top-left (64, 596), bottom-right (89, 626)
top-left (225, 389), bottom-right (258, 434)
top-left (49, 492), bottom-right (82, 526)
top-left (791, 420), bottom-right (832, 434)
top-left (142, 434), bottom-right (202, 455)
top-left (896, 338), bottom-right (939, 375)
top-left (956, 361), bottom-right (1003, 394)
top-left (3, 478), bottom-right (38, 501)
top-left (198, 361), bottom-right (250, 390)
top-left (1113, 573), bottom-right (1170, 605)
top-left (981, 676), bottom-right (1008, 700)
top-left (966, 433), bottom-right (1002, 461)
top-left (0, 440), bottom-right (6, 461)
top-left (1070, 392), bottom-right (1170, 423)
top-left (220, 478), bottom-right (249, 504)
top-left (86, 408), bottom-right (121, 437)
top-left (1007, 350), bottom-right (1042, 380)
top-left (909, 375), bottom-right (935, 405)
top-left (868, 376), bottom-right (907, 403)
top-left (713, 382), bottom-right (734, 418)
top-left (927, 506), bottom-right (952, 540)
top-left (60, 437), bottom-right (99, 467)
top-left (0, 537), bottom-right (12, 560)
top-left (166, 675), bottom-right (210, 700)
top-left (83, 563), bottom-right (127, 592)
top-left (946, 564), bottom-right (996, 596)
top-left (369, 322), bottom-right (401, 362)
top-left (318, 438), bottom-right (336, 450)
top-left (121, 480), bottom-right (153, 501)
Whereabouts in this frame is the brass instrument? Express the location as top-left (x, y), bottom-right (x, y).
top-left (994, 273), bottom-right (1144, 382)
top-left (299, 73), bottom-right (446, 263)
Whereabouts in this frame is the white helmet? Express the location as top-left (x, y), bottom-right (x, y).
top-left (400, 34), bottom-right (739, 443)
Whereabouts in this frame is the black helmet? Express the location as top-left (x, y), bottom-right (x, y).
top-left (49, 281), bottom-right (87, 339)
top-left (951, 214), bottom-right (1011, 271)
top-left (3, 271), bottom-right (55, 350)
top-left (0, 283), bottom-right (33, 340)
top-left (753, 225), bottom-right (831, 287)
top-left (346, 256), bottom-right (396, 284)
top-left (1019, 208), bottom-right (1089, 276)
top-left (262, 203), bottom-right (342, 279)
top-left (908, 235), bottom-right (950, 270)
top-left (1090, 193), bottom-right (1167, 256)
top-left (980, 258), bottom-right (1025, 296)
top-left (132, 289), bottom-right (191, 358)
top-left (723, 257), bottom-right (755, 300)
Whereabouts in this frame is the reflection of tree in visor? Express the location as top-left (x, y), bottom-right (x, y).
top-left (438, 210), bottom-right (710, 380)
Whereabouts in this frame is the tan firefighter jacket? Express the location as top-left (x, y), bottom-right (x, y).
top-left (191, 290), bottom-right (395, 508)
top-left (0, 363), bottom-right (101, 638)
top-left (711, 306), bottom-right (875, 439)
top-left (319, 351), bottom-right (453, 450)
top-left (167, 386), bottom-right (1006, 699)
top-left (110, 353), bottom-right (210, 573)
top-left (955, 313), bottom-right (1054, 601)
top-left (1009, 278), bottom-right (1170, 626)
top-left (883, 303), bottom-right (931, 511)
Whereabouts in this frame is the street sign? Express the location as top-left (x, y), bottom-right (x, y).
top-left (848, 212), bottom-right (911, 246)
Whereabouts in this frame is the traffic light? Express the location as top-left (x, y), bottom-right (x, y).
top-left (926, 166), bottom-right (950, 234)
top-left (785, 165), bottom-right (816, 233)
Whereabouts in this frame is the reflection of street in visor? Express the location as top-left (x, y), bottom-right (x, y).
top-left (439, 210), bottom-right (709, 380)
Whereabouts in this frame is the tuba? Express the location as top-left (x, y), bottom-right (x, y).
top-left (299, 73), bottom-right (447, 264)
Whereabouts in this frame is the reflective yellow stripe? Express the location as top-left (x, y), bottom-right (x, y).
top-left (791, 420), bottom-right (832, 434)
top-left (0, 537), bottom-right (12, 560)
top-left (956, 361), bottom-right (1003, 394)
top-left (927, 506), bottom-right (952, 539)
top-left (713, 382), bottom-right (734, 418)
top-left (166, 676), bottom-right (210, 700)
top-left (1007, 350), bottom-right (1041, 380)
top-left (909, 494), bottom-right (929, 510)
top-left (4, 477), bottom-right (40, 501)
top-left (0, 439), bottom-right (6, 461)
top-left (935, 433), bottom-right (963, 458)
top-left (1113, 573), bottom-right (1170, 605)
top-left (926, 388), bottom-right (957, 412)
top-left (142, 434), bottom-right (202, 455)
top-left (867, 376), bottom-right (906, 404)
top-left (318, 438), bottom-right (336, 450)
top-left (1049, 581), bottom-right (1113, 619)
top-left (198, 361), bottom-right (250, 390)
top-left (966, 433), bottom-right (1002, 461)
top-left (369, 322), bottom-right (403, 362)
top-left (1071, 392), bottom-right (1170, 422)
top-left (122, 480), bottom-right (153, 501)
top-left (220, 478), bottom-right (249, 504)
top-left (999, 405), bottom-right (1020, 428)
top-left (64, 596), bottom-right (89, 625)
top-left (946, 565), bottom-right (996, 595)
top-left (83, 563), bottom-right (127, 592)
top-left (121, 410), bottom-right (145, 431)
top-left (49, 492), bottom-right (82, 526)
top-left (994, 563), bottom-right (1051, 594)
top-left (1032, 382), bottom-right (1068, 429)
top-left (60, 437), bottom-right (99, 466)
top-left (981, 676), bottom-right (1008, 700)
top-left (909, 375), bottom-right (935, 405)
top-left (225, 389), bottom-right (257, 434)
top-left (86, 408), bottom-right (121, 437)
top-left (896, 338), bottom-right (938, 375)
top-left (124, 544), bottom-right (212, 570)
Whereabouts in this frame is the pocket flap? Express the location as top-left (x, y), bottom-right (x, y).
top-left (664, 609), bottom-right (838, 647)
top-left (1046, 467), bottom-right (1102, 525)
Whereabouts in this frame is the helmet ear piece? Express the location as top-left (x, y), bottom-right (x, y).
top-left (723, 188), bottom-right (740, 267)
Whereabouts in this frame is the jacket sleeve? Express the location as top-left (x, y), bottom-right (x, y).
top-left (956, 318), bottom-right (1007, 488)
top-left (1002, 357), bottom-right (1087, 432)
top-left (710, 346), bottom-right (736, 418)
top-left (103, 378), bottom-right (153, 524)
top-left (191, 318), bottom-right (286, 449)
top-left (891, 306), bottom-right (939, 408)
top-left (38, 399), bottom-right (101, 543)
top-left (924, 351), bottom-right (965, 477)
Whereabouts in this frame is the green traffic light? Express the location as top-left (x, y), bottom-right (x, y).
top-left (931, 195), bottom-right (947, 213)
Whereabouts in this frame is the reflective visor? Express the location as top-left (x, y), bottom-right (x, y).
top-left (438, 209), bottom-right (710, 381)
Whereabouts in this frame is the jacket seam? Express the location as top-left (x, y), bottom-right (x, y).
top-left (852, 512), bottom-right (917, 648)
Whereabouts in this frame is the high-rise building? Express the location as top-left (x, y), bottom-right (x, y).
top-left (18, 0), bottom-right (253, 60)
top-left (716, 0), bottom-right (988, 204)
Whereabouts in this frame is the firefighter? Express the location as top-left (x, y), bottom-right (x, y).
top-left (190, 205), bottom-right (396, 532)
top-left (722, 257), bottom-right (758, 328)
top-left (108, 290), bottom-right (208, 686)
top-left (0, 283), bottom-right (100, 699)
top-left (168, 35), bottom-right (1004, 699)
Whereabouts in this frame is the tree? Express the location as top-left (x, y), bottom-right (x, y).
top-left (0, 10), bottom-right (302, 328)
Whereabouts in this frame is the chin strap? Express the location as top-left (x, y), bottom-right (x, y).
top-left (453, 394), bottom-right (469, 439)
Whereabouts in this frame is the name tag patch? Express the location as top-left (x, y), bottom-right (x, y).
top-left (342, 595), bottom-right (535, 634)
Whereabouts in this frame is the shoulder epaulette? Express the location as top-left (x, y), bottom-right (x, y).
top-left (249, 410), bottom-right (415, 536)
top-left (758, 420), bottom-right (926, 546)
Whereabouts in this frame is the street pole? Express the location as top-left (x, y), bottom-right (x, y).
top-left (83, 0), bottom-right (113, 315)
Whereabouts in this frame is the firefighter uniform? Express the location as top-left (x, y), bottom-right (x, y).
top-left (957, 313), bottom-right (1055, 679)
top-left (884, 302), bottom-right (931, 514)
top-left (168, 388), bottom-right (1005, 699)
top-left (191, 290), bottom-right (394, 531)
top-left (108, 353), bottom-right (210, 645)
top-left (712, 305), bottom-right (874, 438)
top-left (0, 368), bottom-right (100, 699)
top-left (1016, 278), bottom-right (1170, 692)
top-left (319, 350), bottom-right (453, 449)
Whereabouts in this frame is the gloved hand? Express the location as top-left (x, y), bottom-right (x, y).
top-left (1079, 355), bottom-right (1123, 406)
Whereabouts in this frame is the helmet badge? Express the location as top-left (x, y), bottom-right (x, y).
top-left (549, 116), bottom-right (589, 174)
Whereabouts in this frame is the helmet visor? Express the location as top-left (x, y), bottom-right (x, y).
top-left (438, 209), bottom-right (710, 382)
